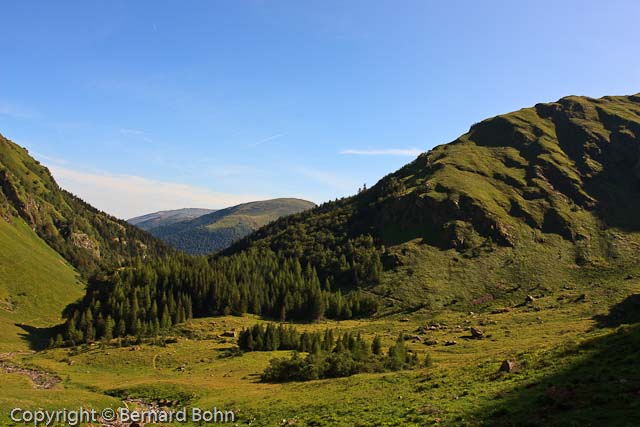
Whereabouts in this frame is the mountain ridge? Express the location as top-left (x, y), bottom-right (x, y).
top-left (145, 198), bottom-right (316, 255)
top-left (0, 134), bottom-right (171, 276)
top-left (128, 208), bottom-right (215, 231)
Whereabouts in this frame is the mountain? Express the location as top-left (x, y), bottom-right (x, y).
top-left (143, 198), bottom-right (316, 255)
top-left (128, 208), bottom-right (215, 231)
top-left (0, 134), bottom-right (171, 277)
top-left (64, 93), bottom-right (640, 344)
top-left (222, 93), bottom-right (640, 307)
top-left (0, 217), bottom-right (84, 351)
top-left (0, 134), bottom-right (173, 349)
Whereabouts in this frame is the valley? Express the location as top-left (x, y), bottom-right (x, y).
top-left (1, 93), bottom-right (640, 426)
top-left (1, 273), bottom-right (638, 426)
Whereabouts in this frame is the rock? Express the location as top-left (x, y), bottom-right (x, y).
top-left (400, 318), bottom-right (410, 322)
top-left (625, 275), bottom-right (634, 280)
top-left (525, 295), bottom-right (536, 303)
top-left (491, 307), bottom-right (511, 314)
top-left (444, 340), bottom-right (457, 346)
top-left (423, 339), bottom-right (438, 346)
top-left (499, 360), bottom-right (517, 373)
top-left (411, 335), bottom-right (422, 342)
top-left (470, 327), bottom-right (484, 339)
top-left (222, 330), bottom-right (238, 338)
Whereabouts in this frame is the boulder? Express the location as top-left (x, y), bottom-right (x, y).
top-left (470, 327), bottom-right (484, 339)
top-left (499, 359), bottom-right (517, 373)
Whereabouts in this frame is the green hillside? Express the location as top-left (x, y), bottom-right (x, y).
top-left (64, 93), bottom-right (640, 341)
top-left (0, 217), bottom-right (83, 351)
top-left (128, 208), bottom-right (215, 231)
top-left (4, 93), bottom-right (640, 426)
top-left (224, 94), bottom-right (640, 308)
top-left (0, 134), bottom-right (171, 276)
top-left (148, 198), bottom-right (315, 255)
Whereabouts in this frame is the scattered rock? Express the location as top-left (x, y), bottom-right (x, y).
top-left (470, 327), bottom-right (484, 339)
top-left (575, 293), bottom-right (587, 302)
top-left (444, 340), bottom-right (457, 346)
top-left (423, 339), bottom-right (438, 346)
top-left (400, 318), bottom-right (410, 322)
top-left (0, 361), bottom-right (61, 389)
top-left (624, 275), bottom-right (634, 280)
top-left (491, 307), bottom-right (511, 314)
top-left (499, 360), bottom-right (517, 373)
top-left (525, 295), bottom-right (536, 303)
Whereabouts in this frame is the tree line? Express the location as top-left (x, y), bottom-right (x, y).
top-left (60, 242), bottom-right (382, 345)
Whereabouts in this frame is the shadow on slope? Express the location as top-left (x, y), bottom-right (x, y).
top-left (594, 293), bottom-right (640, 327)
top-left (15, 323), bottom-right (59, 351)
top-left (472, 296), bottom-right (640, 427)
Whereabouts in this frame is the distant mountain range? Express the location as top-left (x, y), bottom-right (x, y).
top-left (128, 208), bottom-right (216, 231)
top-left (129, 198), bottom-right (315, 255)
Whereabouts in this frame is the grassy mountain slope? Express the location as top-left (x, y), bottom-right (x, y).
top-left (0, 217), bottom-right (84, 351)
top-left (0, 134), bottom-right (170, 276)
top-left (225, 94), bottom-right (640, 308)
top-left (4, 94), bottom-right (640, 426)
top-left (149, 198), bottom-right (315, 255)
top-left (128, 208), bottom-right (215, 231)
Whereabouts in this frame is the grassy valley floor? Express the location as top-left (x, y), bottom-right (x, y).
top-left (1, 273), bottom-right (638, 426)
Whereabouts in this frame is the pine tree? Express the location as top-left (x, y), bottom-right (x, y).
top-left (372, 335), bottom-right (382, 355)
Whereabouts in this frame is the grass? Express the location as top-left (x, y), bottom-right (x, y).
top-left (3, 94), bottom-right (640, 425)
top-left (1, 272), bottom-right (638, 426)
top-left (0, 217), bottom-right (84, 352)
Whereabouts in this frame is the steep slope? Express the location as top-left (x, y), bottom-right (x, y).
top-left (62, 93), bottom-right (640, 344)
top-left (0, 134), bottom-right (171, 276)
top-left (128, 208), bottom-right (215, 231)
top-left (223, 94), bottom-right (640, 305)
top-left (0, 217), bottom-right (84, 351)
top-left (148, 198), bottom-right (315, 255)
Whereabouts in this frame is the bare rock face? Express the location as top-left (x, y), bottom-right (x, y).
top-left (71, 231), bottom-right (101, 258)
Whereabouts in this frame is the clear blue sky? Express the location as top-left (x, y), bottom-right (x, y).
top-left (1, 1), bottom-right (639, 218)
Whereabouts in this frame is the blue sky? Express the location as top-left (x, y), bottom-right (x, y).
top-left (1, 1), bottom-right (639, 218)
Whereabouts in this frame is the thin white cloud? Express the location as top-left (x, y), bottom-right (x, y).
top-left (119, 128), bottom-right (152, 143)
top-left (0, 101), bottom-right (37, 119)
top-left (249, 132), bottom-right (288, 147)
top-left (49, 165), bottom-right (271, 220)
top-left (294, 166), bottom-right (357, 193)
top-left (340, 148), bottom-right (422, 157)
